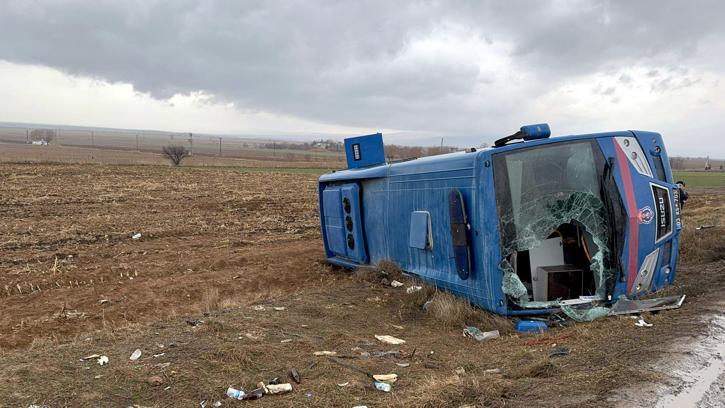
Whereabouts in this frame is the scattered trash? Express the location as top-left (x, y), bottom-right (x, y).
top-left (131, 232), bottom-right (142, 240)
top-left (226, 387), bottom-right (246, 400)
top-left (243, 388), bottom-right (264, 400)
top-left (251, 305), bottom-right (266, 311)
top-left (463, 326), bottom-right (500, 342)
top-left (186, 319), bottom-right (202, 326)
top-left (280, 339), bottom-right (293, 343)
top-left (406, 285), bottom-right (423, 294)
top-left (390, 280), bottom-right (404, 288)
top-left (549, 346), bottom-right (570, 357)
top-left (98, 299), bottom-right (109, 305)
top-left (337, 382), bottom-right (349, 387)
top-left (81, 354), bottom-right (109, 366)
top-left (515, 320), bottom-right (549, 333)
top-left (164, 386), bottom-right (171, 391)
top-left (454, 367), bottom-right (466, 375)
top-left (129, 349), bottom-right (142, 361)
top-left (561, 304), bottom-right (610, 322)
top-left (609, 294), bottom-right (686, 316)
top-left (289, 368), bottom-right (301, 384)
top-left (373, 381), bottom-right (392, 392)
top-left (147, 375), bottom-right (164, 386)
top-left (273, 307), bottom-right (286, 311)
top-left (155, 362), bottom-right (171, 369)
top-left (305, 391), bottom-right (313, 398)
top-left (375, 335), bottom-right (406, 345)
top-left (212, 402), bottom-right (222, 408)
top-left (396, 362), bottom-right (410, 368)
top-left (391, 324), bottom-right (404, 330)
top-left (313, 351), bottom-right (337, 356)
top-left (352, 406), bottom-right (369, 408)
top-left (635, 318), bottom-right (653, 327)
top-left (696, 224), bottom-right (715, 230)
top-left (483, 368), bottom-right (502, 374)
top-left (372, 373), bottom-right (398, 383)
top-left (265, 383), bottom-right (293, 394)
top-left (422, 300), bottom-right (433, 310)
top-left (153, 353), bottom-right (165, 358)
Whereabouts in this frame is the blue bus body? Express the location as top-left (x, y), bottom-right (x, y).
top-left (318, 129), bottom-right (681, 315)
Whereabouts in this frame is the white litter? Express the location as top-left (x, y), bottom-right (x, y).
top-left (313, 351), bottom-right (337, 356)
top-left (131, 233), bottom-right (142, 240)
top-left (372, 373), bottom-right (398, 383)
top-left (390, 280), bottom-right (404, 288)
top-left (406, 286), bottom-right (423, 294)
top-left (375, 334), bottom-right (406, 345)
top-left (97, 355), bottom-right (109, 366)
top-left (635, 319), bottom-right (653, 327)
top-left (129, 349), bottom-right (142, 361)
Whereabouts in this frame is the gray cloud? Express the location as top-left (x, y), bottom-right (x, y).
top-left (0, 0), bottom-right (724, 145)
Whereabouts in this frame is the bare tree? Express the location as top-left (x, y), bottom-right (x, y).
top-left (162, 145), bottom-right (188, 166)
top-left (29, 128), bottom-right (56, 144)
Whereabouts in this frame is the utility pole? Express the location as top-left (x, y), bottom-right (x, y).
top-left (25, 128), bottom-right (29, 143)
top-left (136, 133), bottom-right (140, 151)
top-left (273, 141), bottom-right (276, 156)
top-left (91, 130), bottom-right (95, 147)
top-left (188, 132), bottom-right (193, 156)
top-left (440, 137), bottom-right (444, 155)
top-left (218, 137), bottom-right (222, 156)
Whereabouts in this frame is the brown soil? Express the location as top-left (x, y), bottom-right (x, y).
top-left (0, 163), bottom-right (723, 407)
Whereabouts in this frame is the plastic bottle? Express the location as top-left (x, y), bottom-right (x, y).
top-left (226, 387), bottom-right (246, 400)
top-left (373, 381), bottom-right (392, 392)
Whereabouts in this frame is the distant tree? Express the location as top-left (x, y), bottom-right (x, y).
top-left (669, 157), bottom-right (685, 170)
top-left (30, 128), bottom-right (56, 144)
top-left (162, 145), bottom-right (188, 166)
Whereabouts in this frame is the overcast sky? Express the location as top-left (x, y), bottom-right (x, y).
top-left (0, 0), bottom-right (723, 156)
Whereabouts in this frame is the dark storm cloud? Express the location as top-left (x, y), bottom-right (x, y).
top-left (0, 0), bottom-right (723, 135)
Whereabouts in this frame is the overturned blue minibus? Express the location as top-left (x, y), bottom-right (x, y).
top-left (318, 125), bottom-right (681, 315)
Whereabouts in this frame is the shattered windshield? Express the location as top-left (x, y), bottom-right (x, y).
top-left (493, 140), bottom-right (617, 311)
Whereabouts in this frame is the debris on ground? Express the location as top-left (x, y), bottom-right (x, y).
top-left (515, 320), bottom-right (549, 333)
top-left (560, 304), bottom-right (611, 322)
top-left (243, 388), bottom-right (264, 400)
top-left (280, 339), bottom-right (292, 343)
top-left (251, 305), bottom-right (266, 311)
top-left (372, 373), bottom-right (398, 383)
top-left (129, 349), bottom-right (142, 361)
top-left (313, 350), bottom-right (337, 356)
top-left (455, 367), bottom-right (466, 375)
top-left (696, 224), bottom-right (715, 230)
top-left (549, 346), bottom-right (570, 357)
top-left (390, 280), bottom-right (404, 288)
top-left (484, 368), bottom-right (502, 374)
top-left (81, 355), bottom-right (107, 366)
top-left (337, 382), bottom-right (349, 387)
top-left (147, 375), bottom-right (164, 386)
top-left (635, 318), bottom-right (654, 327)
top-left (374, 334), bottom-right (406, 345)
top-left (273, 306), bottom-right (285, 311)
top-left (406, 285), bottom-right (422, 294)
top-left (370, 350), bottom-right (402, 358)
top-left (609, 295), bottom-right (686, 315)
top-left (131, 232), bottom-right (142, 240)
top-left (186, 319), bottom-right (202, 326)
top-left (289, 368), bottom-right (301, 384)
top-left (264, 383), bottom-right (293, 394)
top-left (396, 362), bottom-right (410, 367)
top-left (226, 387), bottom-right (245, 400)
top-left (373, 381), bottom-right (392, 392)
top-left (463, 326), bottom-right (500, 342)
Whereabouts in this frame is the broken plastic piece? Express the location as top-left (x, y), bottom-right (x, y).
top-left (265, 383), bottom-right (293, 394)
top-left (289, 368), bottom-right (301, 384)
top-left (609, 294), bottom-right (686, 315)
top-left (375, 335), bottom-right (406, 345)
top-left (390, 280), bottom-right (404, 287)
top-left (372, 373), bottom-right (398, 383)
top-left (515, 320), bottom-right (548, 333)
top-left (635, 318), bottom-right (653, 327)
top-left (406, 286), bottom-right (423, 294)
top-left (373, 381), bottom-right (392, 392)
top-left (462, 326), bottom-right (500, 342)
top-left (129, 349), bottom-right (142, 361)
top-left (313, 351), bottom-right (337, 356)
